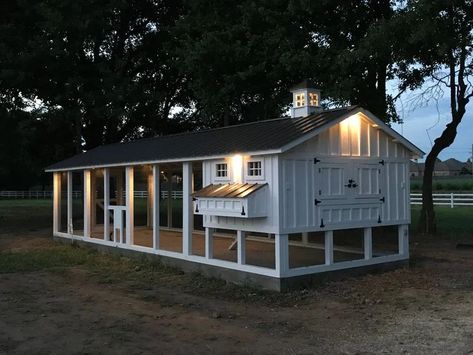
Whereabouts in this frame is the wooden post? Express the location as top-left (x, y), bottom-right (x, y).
top-left (67, 171), bottom-right (73, 234)
top-left (167, 170), bottom-right (172, 228)
top-left (301, 232), bottom-right (309, 244)
top-left (237, 230), bottom-right (246, 265)
top-left (147, 171), bottom-right (153, 228)
top-left (83, 170), bottom-right (91, 238)
top-left (152, 165), bottom-right (160, 250)
top-left (90, 170), bottom-right (96, 229)
top-left (104, 168), bottom-right (110, 241)
top-left (125, 166), bottom-right (134, 245)
top-left (182, 162), bottom-right (193, 256)
top-left (398, 224), bottom-right (409, 257)
top-left (363, 227), bottom-right (373, 260)
top-left (53, 172), bottom-right (61, 234)
top-left (205, 227), bottom-right (214, 259)
top-left (324, 230), bottom-right (334, 265)
top-left (275, 234), bottom-right (289, 276)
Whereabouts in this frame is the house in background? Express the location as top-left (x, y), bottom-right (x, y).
top-left (46, 80), bottom-right (424, 291)
top-left (410, 158), bottom-right (472, 178)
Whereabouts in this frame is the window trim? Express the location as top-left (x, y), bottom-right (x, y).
top-left (295, 93), bottom-right (305, 107)
top-left (214, 161), bottom-right (230, 181)
top-left (245, 159), bottom-right (264, 181)
top-left (309, 92), bottom-right (319, 106)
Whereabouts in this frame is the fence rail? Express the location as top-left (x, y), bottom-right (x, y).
top-left (2, 190), bottom-right (472, 207)
top-left (410, 193), bottom-right (473, 208)
top-left (0, 190), bottom-right (183, 200)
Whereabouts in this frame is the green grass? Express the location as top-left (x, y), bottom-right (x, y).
top-left (411, 177), bottom-right (473, 192)
top-left (411, 205), bottom-right (473, 238)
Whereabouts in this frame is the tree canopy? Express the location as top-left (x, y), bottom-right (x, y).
top-left (1, 0), bottom-right (471, 203)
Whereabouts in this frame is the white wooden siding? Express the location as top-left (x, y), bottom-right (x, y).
top-left (202, 155), bottom-right (280, 233)
top-left (280, 115), bottom-right (411, 233)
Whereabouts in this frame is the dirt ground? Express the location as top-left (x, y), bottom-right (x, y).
top-left (1, 229), bottom-right (473, 354)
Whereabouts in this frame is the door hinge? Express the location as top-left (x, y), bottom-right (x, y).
top-left (241, 206), bottom-right (246, 216)
top-left (314, 199), bottom-right (321, 206)
top-left (377, 215), bottom-right (382, 223)
top-left (379, 159), bottom-right (385, 166)
top-left (379, 197), bottom-right (385, 203)
top-left (320, 218), bottom-right (325, 228)
top-left (195, 203), bottom-right (199, 213)
top-left (313, 157), bottom-right (321, 164)
top-left (318, 189), bottom-right (322, 195)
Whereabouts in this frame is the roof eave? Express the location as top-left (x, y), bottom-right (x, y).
top-left (44, 148), bottom-right (283, 172)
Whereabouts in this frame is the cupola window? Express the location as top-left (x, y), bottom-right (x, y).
top-left (309, 92), bottom-right (319, 106)
top-left (295, 93), bottom-right (305, 107)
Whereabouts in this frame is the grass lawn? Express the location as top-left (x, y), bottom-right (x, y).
top-left (410, 205), bottom-right (473, 239)
top-left (411, 176), bottom-right (473, 191)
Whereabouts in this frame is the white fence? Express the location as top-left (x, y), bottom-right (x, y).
top-left (410, 193), bottom-right (473, 208)
top-left (2, 190), bottom-right (472, 207)
top-left (0, 190), bottom-right (183, 200)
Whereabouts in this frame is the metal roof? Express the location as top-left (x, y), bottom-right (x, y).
top-left (193, 183), bottom-right (267, 199)
top-left (46, 106), bottom-right (359, 171)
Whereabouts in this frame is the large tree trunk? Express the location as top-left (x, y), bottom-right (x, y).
top-left (419, 119), bottom-right (462, 234)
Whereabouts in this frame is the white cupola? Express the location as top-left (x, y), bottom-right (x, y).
top-left (290, 79), bottom-right (322, 118)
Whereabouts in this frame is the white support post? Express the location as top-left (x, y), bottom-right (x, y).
top-left (324, 230), bottom-right (334, 265)
top-left (90, 170), bottom-right (97, 228)
top-left (301, 232), bottom-right (309, 244)
top-left (67, 171), bottom-right (73, 234)
top-left (182, 162), bottom-right (193, 256)
top-left (83, 170), bottom-right (91, 238)
top-left (275, 234), bottom-right (289, 276)
top-left (103, 168), bottom-right (110, 241)
top-left (398, 224), bottom-right (409, 258)
top-left (205, 227), bottom-right (214, 259)
top-left (147, 172), bottom-right (153, 228)
top-left (125, 166), bottom-right (134, 245)
top-left (53, 172), bottom-right (61, 234)
top-left (450, 192), bottom-right (454, 208)
top-left (152, 165), bottom-right (160, 250)
top-left (364, 227), bottom-right (373, 260)
top-left (237, 230), bottom-right (246, 265)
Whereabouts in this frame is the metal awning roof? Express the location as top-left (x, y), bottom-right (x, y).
top-left (193, 183), bottom-right (267, 199)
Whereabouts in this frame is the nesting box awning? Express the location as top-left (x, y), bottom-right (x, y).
top-left (193, 183), bottom-right (267, 199)
top-left (193, 183), bottom-right (268, 218)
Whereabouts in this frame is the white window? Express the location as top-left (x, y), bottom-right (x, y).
top-left (309, 92), bottom-right (319, 106)
top-left (247, 161), bottom-right (262, 177)
top-left (295, 93), bottom-right (305, 107)
top-left (216, 163), bottom-right (228, 178)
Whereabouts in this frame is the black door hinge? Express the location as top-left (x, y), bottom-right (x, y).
top-left (313, 157), bottom-right (321, 164)
top-left (377, 215), bottom-right (382, 223)
top-left (320, 218), bottom-right (325, 228)
top-left (195, 203), bottom-right (199, 213)
top-left (241, 206), bottom-right (246, 216)
top-left (379, 197), bottom-right (385, 203)
top-left (314, 199), bottom-right (321, 206)
top-left (379, 159), bottom-right (385, 166)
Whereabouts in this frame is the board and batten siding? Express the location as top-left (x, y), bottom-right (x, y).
top-left (280, 114), bottom-right (411, 234)
top-left (201, 155), bottom-right (280, 234)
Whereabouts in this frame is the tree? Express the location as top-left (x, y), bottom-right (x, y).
top-left (394, 0), bottom-right (473, 233)
top-left (301, 0), bottom-right (399, 122)
top-left (175, 0), bottom-right (315, 127)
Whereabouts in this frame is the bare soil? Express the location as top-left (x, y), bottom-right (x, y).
top-left (1, 229), bottom-right (473, 354)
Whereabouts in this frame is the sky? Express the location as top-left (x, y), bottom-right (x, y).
top-left (389, 86), bottom-right (473, 163)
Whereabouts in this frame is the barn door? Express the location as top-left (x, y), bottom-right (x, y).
top-left (314, 159), bottom-right (385, 228)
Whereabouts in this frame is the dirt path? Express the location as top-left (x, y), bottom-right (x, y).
top-left (1, 230), bottom-right (473, 354)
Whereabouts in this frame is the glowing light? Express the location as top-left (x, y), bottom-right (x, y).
top-left (232, 154), bottom-right (243, 183)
